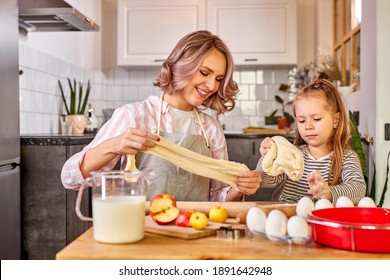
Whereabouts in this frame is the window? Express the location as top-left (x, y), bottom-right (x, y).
top-left (333, 0), bottom-right (361, 86)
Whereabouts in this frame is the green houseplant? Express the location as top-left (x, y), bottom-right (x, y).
top-left (59, 77), bottom-right (91, 115)
top-left (58, 78), bottom-right (91, 135)
top-left (266, 94), bottom-right (295, 129)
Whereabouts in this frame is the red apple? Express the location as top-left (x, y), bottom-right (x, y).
top-left (150, 194), bottom-right (179, 225)
top-left (175, 210), bottom-right (194, 227)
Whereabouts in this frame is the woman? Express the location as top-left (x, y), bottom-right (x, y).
top-left (61, 30), bottom-right (262, 201)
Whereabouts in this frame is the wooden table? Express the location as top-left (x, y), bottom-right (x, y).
top-left (56, 227), bottom-right (390, 260)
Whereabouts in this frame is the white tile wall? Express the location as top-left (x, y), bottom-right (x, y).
top-left (19, 44), bottom-right (293, 134)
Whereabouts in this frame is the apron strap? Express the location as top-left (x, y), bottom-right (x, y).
top-left (193, 108), bottom-right (210, 149)
top-left (158, 92), bottom-right (210, 148)
top-left (156, 92), bottom-right (164, 136)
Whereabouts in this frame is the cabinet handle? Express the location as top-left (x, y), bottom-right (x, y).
top-left (153, 59), bottom-right (165, 62)
top-left (244, 58), bottom-right (258, 62)
top-left (252, 141), bottom-right (256, 155)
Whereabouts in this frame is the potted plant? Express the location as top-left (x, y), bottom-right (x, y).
top-left (59, 77), bottom-right (91, 135)
top-left (266, 92), bottom-right (295, 129)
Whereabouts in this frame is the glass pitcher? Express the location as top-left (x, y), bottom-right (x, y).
top-left (75, 170), bottom-right (154, 244)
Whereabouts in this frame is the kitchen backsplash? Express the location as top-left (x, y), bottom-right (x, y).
top-left (19, 43), bottom-right (293, 134)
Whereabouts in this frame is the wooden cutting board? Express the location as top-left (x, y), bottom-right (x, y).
top-left (144, 215), bottom-right (241, 239)
top-left (243, 128), bottom-right (287, 135)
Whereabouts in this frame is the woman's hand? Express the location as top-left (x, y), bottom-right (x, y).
top-left (113, 128), bottom-right (160, 155)
top-left (307, 171), bottom-right (332, 200)
top-left (236, 170), bottom-right (262, 195)
top-left (80, 128), bottom-right (159, 178)
top-left (259, 137), bottom-right (273, 157)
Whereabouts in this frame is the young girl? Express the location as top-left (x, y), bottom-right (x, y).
top-left (61, 30), bottom-right (261, 202)
top-left (256, 79), bottom-right (366, 204)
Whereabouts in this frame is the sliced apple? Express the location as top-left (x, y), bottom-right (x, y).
top-left (150, 193), bottom-right (177, 207)
top-left (149, 194), bottom-right (179, 225)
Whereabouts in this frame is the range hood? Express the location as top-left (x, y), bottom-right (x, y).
top-left (19, 0), bottom-right (99, 32)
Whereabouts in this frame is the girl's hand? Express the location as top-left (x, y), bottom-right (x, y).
top-left (307, 171), bottom-right (332, 200)
top-left (259, 137), bottom-right (273, 157)
top-left (235, 170), bottom-right (262, 195)
top-left (113, 128), bottom-right (160, 155)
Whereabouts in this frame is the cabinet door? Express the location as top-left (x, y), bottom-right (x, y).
top-left (117, 0), bottom-right (206, 66)
top-left (21, 146), bottom-right (67, 260)
top-left (207, 0), bottom-right (297, 65)
top-left (226, 138), bottom-right (262, 170)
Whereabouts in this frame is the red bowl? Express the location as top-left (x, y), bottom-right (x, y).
top-left (307, 207), bottom-right (390, 253)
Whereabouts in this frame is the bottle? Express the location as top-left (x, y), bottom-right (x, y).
top-left (85, 104), bottom-right (94, 133)
top-left (90, 104), bottom-right (98, 132)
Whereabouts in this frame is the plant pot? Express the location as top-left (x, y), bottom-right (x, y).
top-left (65, 115), bottom-right (87, 135)
top-left (276, 117), bottom-right (291, 129)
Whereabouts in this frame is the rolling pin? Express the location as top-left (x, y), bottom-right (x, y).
top-left (235, 203), bottom-right (297, 224)
top-left (146, 201), bottom-right (259, 218)
top-left (146, 201), bottom-right (296, 220)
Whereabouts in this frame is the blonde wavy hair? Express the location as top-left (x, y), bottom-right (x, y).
top-left (154, 30), bottom-right (238, 114)
top-left (293, 79), bottom-right (352, 185)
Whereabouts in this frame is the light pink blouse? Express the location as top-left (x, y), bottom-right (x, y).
top-left (61, 95), bottom-right (231, 201)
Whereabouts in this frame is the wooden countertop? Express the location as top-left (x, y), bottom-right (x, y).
top-left (56, 227), bottom-right (390, 260)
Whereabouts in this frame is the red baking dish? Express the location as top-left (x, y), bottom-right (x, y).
top-left (307, 207), bottom-right (390, 253)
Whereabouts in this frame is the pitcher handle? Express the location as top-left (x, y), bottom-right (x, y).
top-left (75, 178), bottom-right (93, 222)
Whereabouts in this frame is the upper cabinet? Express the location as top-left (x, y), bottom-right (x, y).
top-left (117, 0), bottom-right (297, 66)
top-left (207, 0), bottom-right (297, 65)
top-left (117, 0), bottom-right (206, 66)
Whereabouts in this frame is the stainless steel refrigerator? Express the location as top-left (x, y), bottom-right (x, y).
top-left (0, 0), bottom-right (21, 260)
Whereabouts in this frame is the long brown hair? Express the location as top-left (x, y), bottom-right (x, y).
top-left (154, 30), bottom-right (238, 114)
top-left (293, 79), bottom-right (352, 185)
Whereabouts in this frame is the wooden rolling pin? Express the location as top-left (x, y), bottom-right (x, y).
top-left (145, 201), bottom-right (296, 220)
top-left (146, 201), bottom-right (258, 218)
top-left (236, 203), bottom-right (297, 224)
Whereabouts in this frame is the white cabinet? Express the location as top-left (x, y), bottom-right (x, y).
top-left (207, 0), bottom-right (297, 65)
top-left (117, 0), bottom-right (206, 66)
top-left (117, 0), bottom-right (297, 66)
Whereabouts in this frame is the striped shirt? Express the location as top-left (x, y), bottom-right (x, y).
top-left (256, 145), bottom-right (367, 204)
top-left (61, 95), bottom-right (230, 201)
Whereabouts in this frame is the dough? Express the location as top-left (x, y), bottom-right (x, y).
top-left (125, 154), bottom-right (137, 171)
top-left (261, 136), bottom-right (304, 181)
top-left (144, 136), bottom-right (250, 190)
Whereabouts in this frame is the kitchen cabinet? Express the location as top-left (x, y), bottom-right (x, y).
top-left (21, 135), bottom-right (94, 260)
top-left (117, 0), bottom-right (206, 66)
top-left (207, 0), bottom-right (297, 65)
top-left (225, 133), bottom-right (294, 201)
top-left (117, 0), bottom-right (297, 66)
top-left (226, 136), bottom-right (263, 171)
top-left (225, 135), bottom-right (274, 200)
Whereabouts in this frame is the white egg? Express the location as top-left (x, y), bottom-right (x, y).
top-left (315, 198), bottom-right (334, 210)
top-left (265, 210), bottom-right (287, 241)
top-left (287, 215), bottom-right (310, 244)
top-left (358, 197), bottom-right (376, 207)
top-left (336, 196), bottom-right (354, 207)
top-left (296, 196), bottom-right (315, 218)
top-left (246, 207), bottom-right (267, 232)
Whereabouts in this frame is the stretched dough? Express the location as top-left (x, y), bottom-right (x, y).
top-left (144, 136), bottom-right (250, 190)
top-left (262, 136), bottom-right (304, 181)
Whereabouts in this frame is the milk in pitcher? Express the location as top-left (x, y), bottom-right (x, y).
top-left (92, 195), bottom-right (145, 243)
